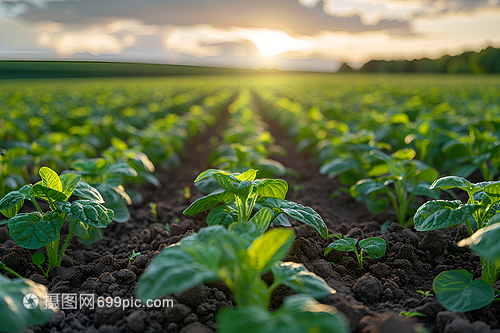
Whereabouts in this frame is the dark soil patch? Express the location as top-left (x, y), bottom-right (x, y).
top-left (0, 96), bottom-right (499, 333)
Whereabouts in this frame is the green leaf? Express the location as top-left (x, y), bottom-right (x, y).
top-left (406, 182), bottom-right (440, 199)
top-left (213, 173), bottom-right (254, 199)
top-left (433, 270), bottom-right (494, 312)
top-left (217, 294), bottom-right (349, 333)
top-left (359, 237), bottom-right (386, 258)
top-left (370, 150), bottom-right (392, 162)
top-left (71, 219), bottom-right (90, 240)
top-left (137, 170), bottom-right (160, 187)
top-left (0, 201), bottom-right (23, 218)
top-left (249, 207), bottom-right (273, 233)
top-left (77, 227), bottom-right (103, 245)
top-left (136, 242), bottom-right (221, 302)
top-left (207, 206), bottom-right (237, 227)
top-left (247, 228), bottom-right (294, 272)
top-left (39, 166), bottom-right (62, 192)
top-left (19, 185), bottom-right (34, 200)
top-left (0, 275), bottom-right (56, 333)
top-left (414, 200), bottom-right (481, 231)
top-left (194, 169), bottom-right (229, 182)
top-left (105, 200), bottom-right (130, 223)
top-left (32, 252), bottom-right (46, 266)
top-left (483, 183), bottom-right (500, 203)
top-left (0, 190), bottom-right (25, 210)
top-left (255, 179), bottom-right (288, 200)
top-left (324, 238), bottom-right (357, 256)
top-left (106, 161), bottom-right (138, 176)
top-left (73, 181), bottom-right (105, 203)
top-left (266, 198), bottom-right (327, 239)
top-left (365, 197), bottom-right (389, 215)
top-left (71, 158), bottom-right (106, 172)
top-left (59, 173), bottom-right (81, 199)
top-left (32, 182), bottom-right (67, 202)
top-left (183, 189), bottom-right (234, 215)
top-left (430, 176), bottom-right (477, 192)
top-left (319, 158), bottom-right (360, 179)
top-left (353, 179), bottom-right (387, 195)
top-left (458, 223), bottom-right (500, 265)
top-left (393, 148), bottom-right (416, 160)
top-left (8, 212), bottom-right (64, 249)
top-left (272, 262), bottom-right (335, 299)
top-left (235, 169), bottom-right (258, 182)
top-left (54, 200), bottom-right (113, 228)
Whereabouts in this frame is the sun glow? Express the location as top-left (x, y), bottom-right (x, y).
top-left (239, 29), bottom-right (314, 57)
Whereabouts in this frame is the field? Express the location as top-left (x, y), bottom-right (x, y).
top-left (1, 73), bottom-right (500, 333)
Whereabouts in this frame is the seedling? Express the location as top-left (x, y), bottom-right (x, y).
top-left (414, 176), bottom-right (500, 312)
top-left (183, 169), bottom-right (328, 237)
top-left (0, 166), bottom-right (113, 277)
top-left (69, 158), bottom-right (143, 223)
top-left (399, 311), bottom-right (427, 319)
top-left (137, 223), bottom-right (349, 333)
top-left (350, 148), bottom-right (439, 227)
top-left (128, 250), bottom-right (141, 265)
top-left (324, 237), bottom-right (386, 268)
top-left (416, 290), bottom-right (433, 298)
top-left (149, 202), bottom-right (158, 222)
top-left (32, 252), bottom-right (47, 276)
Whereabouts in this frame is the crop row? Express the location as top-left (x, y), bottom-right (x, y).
top-left (1, 76), bottom-right (500, 333)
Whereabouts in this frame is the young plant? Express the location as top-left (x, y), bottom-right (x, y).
top-left (350, 148), bottom-right (439, 227)
top-left (0, 146), bottom-right (32, 198)
top-left (183, 169), bottom-right (328, 237)
top-left (68, 158), bottom-right (144, 223)
top-left (137, 223), bottom-right (349, 333)
top-left (414, 176), bottom-right (500, 312)
top-left (416, 290), bottom-right (433, 298)
top-left (128, 250), bottom-right (140, 266)
top-left (149, 202), bottom-right (158, 222)
top-left (324, 236), bottom-right (386, 268)
top-left (0, 274), bottom-right (57, 333)
top-left (0, 166), bottom-right (113, 276)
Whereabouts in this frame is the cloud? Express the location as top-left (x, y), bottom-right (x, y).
top-left (16, 0), bottom-right (411, 36)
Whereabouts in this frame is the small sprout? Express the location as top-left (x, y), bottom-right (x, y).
top-left (447, 254), bottom-right (455, 259)
top-left (149, 202), bottom-right (158, 222)
top-left (128, 250), bottom-right (141, 265)
top-left (327, 233), bottom-right (344, 239)
top-left (164, 223), bottom-right (170, 232)
top-left (328, 262), bottom-right (337, 266)
top-left (416, 290), bottom-right (433, 298)
top-left (324, 237), bottom-right (386, 268)
top-left (32, 252), bottom-right (47, 277)
top-left (399, 311), bottom-right (427, 319)
top-left (183, 187), bottom-right (191, 199)
top-left (291, 184), bottom-right (305, 199)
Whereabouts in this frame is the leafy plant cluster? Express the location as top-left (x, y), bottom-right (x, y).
top-left (208, 89), bottom-right (287, 178)
top-left (136, 168), bottom-right (349, 332)
top-left (414, 176), bottom-right (500, 312)
top-left (184, 169), bottom-right (328, 237)
top-left (256, 78), bottom-right (500, 225)
top-left (0, 167), bottom-right (114, 276)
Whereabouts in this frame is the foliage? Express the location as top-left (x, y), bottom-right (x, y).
top-left (350, 148), bottom-right (439, 227)
top-left (324, 236), bottom-right (386, 268)
top-left (414, 176), bottom-right (500, 312)
top-left (183, 169), bottom-right (327, 237)
top-left (0, 274), bottom-right (57, 333)
top-left (136, 223), bottom-right (349, 333)
top-left (0, 166), bottom-right (113, 276)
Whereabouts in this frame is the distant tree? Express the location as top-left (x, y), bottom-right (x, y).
top-left (337, 63), bottom-right (355, 73)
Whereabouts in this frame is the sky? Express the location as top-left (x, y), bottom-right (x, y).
top-left (1, 0), bottom-right (500, 71)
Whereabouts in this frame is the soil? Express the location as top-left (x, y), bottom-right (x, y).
top-left (1, 100), bottom-right (499, 333)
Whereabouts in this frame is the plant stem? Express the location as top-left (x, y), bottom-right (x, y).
top-left (31, 198), bottom-right (43, 215)
top-left (57, 220), bottom-right (77, 266)
top-left (1, 264), bottom-right (23, 278)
